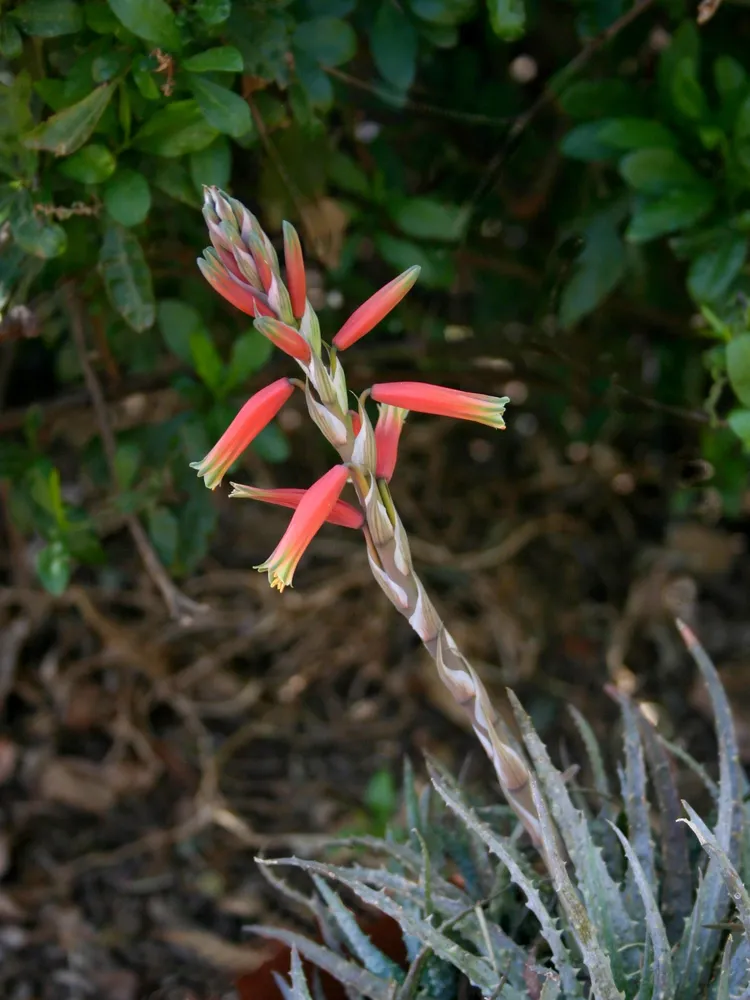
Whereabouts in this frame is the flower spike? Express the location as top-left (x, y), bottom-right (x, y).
top-left (283, 221), bottom-right (307, 319)
top-left (332, 266), bottom-right (421, 351)
top-left (371, 382), bottom-right (509, 430)
top-left (229, 484), bottom-right (364, 529)
top-left (255, 465), bottom-right (351, 591)
top-left (374, 405), bottom-right (408, 481)
top-left (254, 317), bottom-right (312, 363)
top-left (190, 379), bottom-right (295, 490)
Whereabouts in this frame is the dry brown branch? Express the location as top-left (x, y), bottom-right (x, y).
top-left (63, 285), bottom-right (206, 622)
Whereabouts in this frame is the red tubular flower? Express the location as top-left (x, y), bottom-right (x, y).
top-left (374, 405), bottom-right (408, 481)
top-left (349, 409), bottom-right (362, 437)
top-left (255, 465), bottom-right (351, 591)
top-left (254, 317), bottom-right (312, 363)
top-left (371, 382), bottom-right (509, 430)
top-left (190, 379), bottom-right (295, 490)
top-left (229, 484), bottom-right (363, 529)
top-left (332, 265), bottom-right (421, 351)
top-left (283, 222), bottom-right (306, 319)
top-left (198, 253), bottom-right (273, 318)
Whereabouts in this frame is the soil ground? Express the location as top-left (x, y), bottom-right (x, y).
top-left (1, 395), bottom-right (749, 999)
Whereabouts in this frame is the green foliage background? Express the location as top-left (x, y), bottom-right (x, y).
top-left (1, 0), bottom-right (749, 595)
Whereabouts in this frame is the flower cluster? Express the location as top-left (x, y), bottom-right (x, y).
top-left (191, 190), bottom-right (544, 849)
top-left (192, 188), bottom-right (510, 593)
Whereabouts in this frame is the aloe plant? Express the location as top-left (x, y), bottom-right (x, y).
top-left (191, 194), bottom-right (749, 1000)
top-left (249, 620), bottom-right (749, 1000)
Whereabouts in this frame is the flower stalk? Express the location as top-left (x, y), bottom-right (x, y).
top-left (192, 188), bottom-right (543, 847)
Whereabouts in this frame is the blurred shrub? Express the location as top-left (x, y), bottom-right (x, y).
top-left (0, 0), bottom-right (748, 595)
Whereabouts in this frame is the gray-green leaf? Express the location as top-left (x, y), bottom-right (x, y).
top-left (727, 334), bottom-right (750, 408)
top-left (293, 17), bottom-right (357, 67)
top-left (392, 198), bottom-right (468, 241)
top-left (687, 234), bottom-right (748, 304)
top-left (487, 0), bottom-right (526, 41)
top-left (106, 0), bottom-right (180, 49)
top-left (57, 143), bottom-right (116, 183)
top-left (189, 76), bottom-right (253, 139)
top-left (99, 224), bottom-right (155, 332)
top-left (12, 0), bottom-right (82, 37)
top-left (103, 168), bottom-right (151, 227)
top-left (370, 2), bottom-right (418, 92)
top-left (23, 84), bottom-right (115, 156)
top-left (133, 100), bottom-right (219, 157)
top-left (183, 46), bottom-right (243, 73)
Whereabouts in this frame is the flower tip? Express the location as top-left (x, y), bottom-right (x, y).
top-left (332, 264), bottom-right (422, 351)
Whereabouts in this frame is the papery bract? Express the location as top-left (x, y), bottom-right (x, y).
top-left (190, 379), bottom-right (295, 490)
top-left (332, 266), bottom-right (420, 351)
top-left (255, 465), bottom-right (351, 591)
top-left (371, 382), bottom-right (509, 430)
top-left (229, 484), bottom-right (363, 529)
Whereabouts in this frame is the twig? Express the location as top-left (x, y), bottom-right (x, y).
top-left (325, 67), bottom-right (514, 128)
top-left (64, 284), bottom-right (206, 623)
top-left (466, 0), bottom-right (657, 220)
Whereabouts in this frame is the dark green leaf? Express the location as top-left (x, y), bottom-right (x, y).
top-left (626, 189), bottom-right (716, 243)
top-left (734, 93), bottom-right (750, 173)
top-left (12, 208), bottom-right (67, 259)
top-left (293, 17), bottom-right (357, 67)
top-left (727, 333), bottom-right (750, 407)
top-left (132, 56), bottom-right (161, 100)
top-left (158, 300), bottom-right (206, 363)
top-left (106, 0), bottom-right (180, 49)
top-left (597, 118), bottom-right (678, 151)
top-left (103, 168), bottom-right (151, 226)
top-left (225, 330), bottom-right (273, 390)
top-left (152, 161), bottom-right (201, 206)
top-left (371, 2), bottom-right (418, 91)
top-left (36, 540), bottom-right (72, 595)
top-left (183, 46), bottom-right (243, 73)
top-left (22, 84), bottom-right (115, 156)
top-left (727, 409), bottom-right (750, 447)
top-left (687, 234), bottom-right (748, 303)
top-left (327, 151), bottom-right (370, 197)
top-left (559, 213), bottom-right (626, 328)
top-left (714, 56), bottom-right (747, 120)
top-left (57, 143), bottom-right (116, 183)
top-left (487, 0), bottom-right (525, 41)
top-left (133, 100), bottom-right (219, 156)
top-left (559, 79), bottom-right (643, 119)
top-left (99, 223), bottom-right (155, 332)
top-left (189, 136), bottom-right (232, 191)
top-left (147, 506), bottom-right (179, 567)
top-left (195, 0), bottom-right (231, 24)
top-left (560, 121), bottom-right (616, 161)
top-left (670, 56), bottom-right (708, 122)
top-left (11, 0), bottom-right (82, 37)
top-left (84, 2), bottom-right (120, 33)
top-left (375, 233), bottom-right (455, 288)
top-left (295, 53), bottom-right (334, 109)
top-left (189, 76), bottom-right (252, 139)
top-left (619, 148), bottom-right (703, 195)
top-left (253, 423), bottom-right (290, 463)
top-left (392, 197), bottom-right (468, 241)
top-left (114, 442), bottom-right (142, 489)
top-left (189, 331), bottom-right (224, 393)
top-left (409, 0), bottom-right (477, 25)
top-left (0, 21), bottom-right (23, 58)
